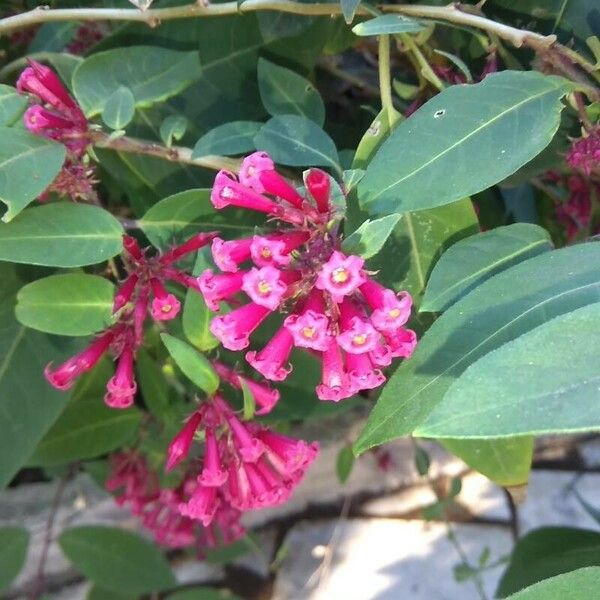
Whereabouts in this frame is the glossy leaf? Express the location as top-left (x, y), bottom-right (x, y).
top-left (161, 333), bottom-right (219, 394)
top-left (0, 85), bottom-right (28, 127)
top-left (352, 15), bottom-right (426, 36)
top-left (16, 274), bottom-right (115, 336)
top-left (193, 121), bottom-right (261, 158)
top-left (73, 46), bottom-right (200, 116)
top-left (254, 115), bottom-right (341, 174)
top-left (355, 242), bottom-right (600, 454)
top-left (342, 214), bottom-right (401, 259)
top-left (28, 402), bottom-right (142, 467)
top-left (0, 526), bottom-right (29, 591)
top-left (421, 223), bottom-right (553, 313)
top-left (0, 128), bottom-right (66, 222)
top-left (358, 71), bottom-right (572, 215)
top-left (497, 527), bottom-right (600, 597)
top-left (418, 302), bottom-right (600, 438)
top-left (59, 526), bottom-right (176, 594)
top-left (135, 349), bottom-right (172, 419)
top-left (101, 86), bottom-right (135, 130)
top-left (257, 58), bottom-right (325, 125)
top-left (159, 115), bottom-right (188, 148)
top-left (505, 568), bottom-right (600, 600)
top-left (0, 203), bottom-right (124, 267)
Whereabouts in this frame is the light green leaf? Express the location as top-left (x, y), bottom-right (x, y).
top-left (421, 223), bottom-right (553, 313)
top-left (257, 58), bottom-right (325, 125)
top-left (102, 86), bottom-right (135, 130)
top-left (433, 49), bottom-right (473, 83)
top-left (192, 121), bottom-right (261, 158)
top-left (16, 274), bottom-right (115, 336)
top-left (0, 128), bottom-right (66, 222)
top-left (342, 214), bottom-right (401, 259)
top-left (419, 302), bottom-right (600, 438)
top-left (161, 333), bottom-right (219, 395)
top-left (352, 15), bottom-right (426, 36)
top-left (355, 242), bottom-right (600, 454)
top-left (59, 526), bottom-right (176, 594)
top-left (0, 85), bottom-right (28, 127)
top-left (358, 71), bottom-right (572, 215)
top-left (505, 568), bottom-right (600, 600)
top-left (160, 115), bottom-right (188, 148)
top-left (0, 203), bottom-right (124, 267)
top-left (0, 526), bottom-right (29, 591)
top-left (341, 0), bottom-right (362, 24)
top-left (73, 46), bottom-right (200, 116)
top-left (254, 115), bottom-right (340, 174)
top-left (28, 402), bottom-right (142, 467)
top-left (240, 378), bottom-right (256, 421)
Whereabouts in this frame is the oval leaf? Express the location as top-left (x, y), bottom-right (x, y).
top-left (161, 333), bottom-right (219, 394)
top-left (73, 46), bottom-right (200, 116)
top-left (0, 526), bottom-right (29, 591)
top-left (0, 85), bottom-right (28, 126)
top-left (258, 58), bottom-right (325, 125)
top-left (418, 302), bottom-right (600, 438)
top-left (16, 274), bottom-right (115, 336)
top-left (193, 121), bottom-right (261, 158)
top-left (160, 115), bottom-right (188, 147)
top-left (0, 203), bottom-right (124, 267)
top-left (505, 568), bottom-right (600, 600)
top-left (358, 71), bottom-right (572, 215)
top-left (0, 127), bottom-right (66, 222)
top-left (352, 15), bottom-right (426, 36)
top-left (28, 402), bottom-right (142, 467)
top-left (342, 214), bottom-right (401, 259)
top-left (254, 115), bottom-right (340, 173)
top-left (421, 223), bottom-right (553, 312)
top-left (102, 86), bottom-right (135, 130)
top-left (59, 526), bottom-right (176, 594)
top-left (355, 242), bottom-right (600, 454)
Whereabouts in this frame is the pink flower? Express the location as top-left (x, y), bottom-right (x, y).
top-left (284, 310), bottom-right (330, 351)
top-left (211, 237), bottom-right (253, 272)
top-left (384, 328), bottom-right (418, 358)
top-left (179, 484), bottom-right (219, 527)
top-left (159, 231), bottom-right (218, 265)
top-left (316, 337), bottom-right (355, 402)
top-left (315, 251), bottom-right (365, 303)
top-left (150, 279), bottom-right (181, 321)
top-left (250, 231), bottom-right (307, 268)
top-left (246, 326), bottom-right (294, 381)
top-left (242, 266), bottom-right (289, 310)
top-left (337, 300), bottom-right (379, 354)
top-left (211, 170), bottom-right (282, 214)
top-left (346, 352), bottom-right (386, 391)
top-left (198, 269), bottom-right (244, 311)
top-left (566, 128), bottom-right (600, 177)
top-left (113, 273), bottom-right (139, 313)
top-left (198, 428), bottom-right (228, 486)
top-left (360, 279), bottom-right (412, 331)
top-left (166, 410), bottom-right (204, 472)
top-left (210, 302), bottom-right (271, 350)
top-left (105, 346), bottom-right (137, 409)
top-left (305, 168), bottom-right (331, 213)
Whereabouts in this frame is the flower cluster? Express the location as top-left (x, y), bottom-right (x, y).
top-left (566, 128), bottom-right (600, 177)
top-left (200, 152), bottom-right (417, 403)
top-left (107, 451), bottom-right (245, 553)
top-left (166, 395), bottom-right (319, 527)
top-left (17, 61), bottom-right (94, 201)
top-left (45, 231), bottom-right (217, 408)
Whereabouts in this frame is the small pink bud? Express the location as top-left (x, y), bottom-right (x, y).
top-left (104, 347), bottom-right (137, 409)
top-left (246, 326), bottom-right (294, 381)
top-left (159, 231), bottom-right (219, 265)
top-left (210, 302), bottom-right (271, 350)
top-left (166, 410), bottom-right (204, 472)
top-left (113, 273), bottom-right (139, 313)
top-left (305, 169), bottom-right (330, 213)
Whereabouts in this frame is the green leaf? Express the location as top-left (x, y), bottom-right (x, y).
top-left (421, 223), bottom-right (553, 313)
top-left (159, 115), bottom-right (188, 148)
top-left (135, 349), bottom-right (172, 419)
top-left (0, 128), bottom-right (66, 222)
top-left (0, 263), bottom-right (80, 488)
top-left (257, 58), bottom-right (325, 125)
top-left (0, 203), bottom-right (124, 267)
top-left (139, 189), bottom-right (262, 250)
top-left (192, 121), bottom-right (261, 158)
top-left (0, 526), bottom-right (29, 591)
top-left (433, 49), bottom-right (473, 83)
top-left (240, 378), bottom-right (256, 421)
top-left (418, 302), bottom-right (600, 438)
top-left (341, 0), bottom-right (362, 24)
top-left (355, 242), bottom-right (600, 454)
top-left (16, 274), bottom-right (115, 336)
top-left (358, 71), bottom-right (572, 215)
top-left (497, 527), bottom-right (600, 597)
top-left (101, 86), bottom-right (135, 130)
top-left (28, 402), bottom-right (142, 467)
top-left (166, 587), bottom-right (242, 600)
top-left (73, 46), bottom-right (200, 116)
top-left (161, 333), bottom-right (219, 395)
top-left (183, 286), bottom-right (218, 353)
top-left (342, 214), bottom-right (402, 259)
top-left (352, 15), bottom-right (426, 36)
top-left (505, 568), bottom-right (600, 600)
top-left (0, 85), bottom-right (28, 127)
top-left (336, 445), bottom-right (355, 483)
top-left (254, 115), bottom-right (340, 174)
top-left (59, 526), bottom-right (176, 594)
top-left (87, 585), bottom-right (138, 600)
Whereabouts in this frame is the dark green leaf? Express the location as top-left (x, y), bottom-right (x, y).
top-left (28, 402), bottom-right (142, 467)
top-left (336, 445), bottom-right (355, 483)
top-left (0, 128), bottom-right (66, 222)
top-left (414, 445), bottom-right (430, 476)
top-left (102, 86), bottom-right (136, 130)
top-left (87, 585), bottom-right (138, 600)
top-left (59, 526), bottom-right (176, 594)
top-left (358, 71), bottom-right (572, 215)
top-left (352, 15), bottom-right (426, 36)
top-left (0, 526), bottom-right (29, 591)
top-left (166, 587), bottom-right (242, 600)
top-left (421, 224), bottom-right (553, 313)
top-left (16, 274), bottom-right (115, 336)
top-left (193, 121), bottom-right (261, 158)
top-left (342, 214), bottom-right (401, 259)
top-left (0, 203), bottom-right (124, 267)
top-left (135, 349), bottom-right (172, 419)
top-left (161, 333), bottom-right (219, 395)
top-left (505, 568), bottom-right (600, 600)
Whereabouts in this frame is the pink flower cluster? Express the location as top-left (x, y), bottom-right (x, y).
top-left (566, 128), bottom-right (600, 177)
top-left (107, 451), bottom-right (244, 552)
top-left (200, 152), bottom-right (417, 403)
top-left (166, 395), bottom-right (318, 527)
top-left (17, 61), bottom-right (94, 201)
top-left (45, 231), bottom-right (217, 408)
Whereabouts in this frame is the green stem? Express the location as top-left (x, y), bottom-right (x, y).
top-left (378, 34), bottom-right (398, 128)
top-left (399, 33), bottom-right (445, 92)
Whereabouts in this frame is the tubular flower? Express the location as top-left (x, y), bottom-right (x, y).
top-left (169, 396), bottom-right (319, 526)
top-left (201, 152), bottom-right (417, 402)
top-left (44, 231), bottom-right (217, 408)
